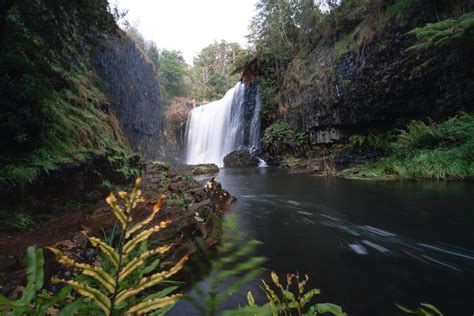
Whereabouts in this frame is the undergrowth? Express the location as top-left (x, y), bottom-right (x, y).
top-left (0, 2), bottom-right (131, 187)
top-left (358, 113), bottom-right (474, 180)
top-left (262, 122), bottom-right (310, 157)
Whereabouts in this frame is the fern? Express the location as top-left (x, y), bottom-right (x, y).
top-left (0, 247), bottom-right (72, 315)
top-left (396, 303), bottom-right (444, 316)
top-left (245, 272), bottom-right (346, 316)
top-left (48, 177), bottom-right (188, 315)
top-left (407, 11), bottom-right (474, 52)
top-left (185, 214), bottom-right (267, 316)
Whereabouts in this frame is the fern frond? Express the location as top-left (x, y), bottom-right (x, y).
top-left (125, 293), bottom-right (182, 315)
top-left (125, 195), bottom-right (167, 239)
top-left (47, 247), bottom-right (116, 293)
top-left (119, 244), bottom-right (173, 282)
top-left (115, 255), bottom-right (188, 305)
top-left (60, 279), bottom-right (111, 315)
top-left (247, 291), bottom-right (256, 307)
top-left (262, 279), bottom-right (281, 305)
top-left (300, 289), bottom-right (321, 306)
top-left (86, 236), bottom-right (120, 268)
top-left (298, 274), bottom-right (309, 295)
top-left (123, 221), bottom-right (171, 256)
top-left (106, 192), bottom-right (128, 229)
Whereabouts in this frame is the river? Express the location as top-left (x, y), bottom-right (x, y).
top-left (171, 167), bottom-right (474, 315)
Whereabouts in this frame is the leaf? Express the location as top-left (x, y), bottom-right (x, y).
top-left (126, 195), bottom-right (166, 238)
top-left (308, 303), bottom-right (347, 316)
top-left (396, 303), bottom-right (417, 314)
top-left (28, 247), bottom-right (44, 292)
top-left (64, 280), bottom-right (111, 315)
top-left (247, 291), bottom-right (256, 307)
top-left (221, 304), bottom-right (274, 315)
top-left (119, 244), bottom-right (173, 282)
top-left (125, 294), bottom-right (182, 315)
top-left (106, 192), bottom-right (128, 229)
top-left (0, 295), bottom-right (34, 313)
top-left (115, 256), bottom-right (188, 305)
top-left (142, 286), bottom-right (179, 302)
top-left (58, 297), bottom-right (84, 316)
top-left (420, 303), bottom-right (444, 316)
top-left (123, 221), bottom-right (171, 256)
top-left (299, 288), bottom-right (321, 307)
top-left (86, 236), bottom-right (120, 268)
top-left (47, 247), bottom-right (116, 293)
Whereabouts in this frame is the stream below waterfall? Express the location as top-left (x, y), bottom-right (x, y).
top-left (171, 167), bottom-right (474, 315)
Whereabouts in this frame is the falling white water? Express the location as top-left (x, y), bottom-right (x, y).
top-left (185, 82), bottom-right (246, 166)
top-left (249, 89), bottom-right (262, 154)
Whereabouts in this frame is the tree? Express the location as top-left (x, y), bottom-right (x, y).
top-left (191, 40), bottom-right (245, 100)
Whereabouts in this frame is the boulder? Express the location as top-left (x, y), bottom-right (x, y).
top-left (192, 164), bottom-right (219, 175)
top-left (223, 150), bottom-right (259, 167)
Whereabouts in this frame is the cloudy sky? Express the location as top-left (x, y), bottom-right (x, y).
top-left (113, 0), bottom-right (258, 64)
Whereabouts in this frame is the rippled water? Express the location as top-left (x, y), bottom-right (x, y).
top-left (171, 168), bottom-right (474, 315)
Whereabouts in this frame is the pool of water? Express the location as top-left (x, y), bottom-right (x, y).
top-left (171, 168), bottom-right (474, 315)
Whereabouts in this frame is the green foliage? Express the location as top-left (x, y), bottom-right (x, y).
top-left (48, 177), bottom-right (187, 315)
top-left (155, 49), bottom-right (190, 105)
top-left (167, 194), bottom-right (186, 209)
top-left (0, 209), bottom-right (36, 230)
top-left (107, 151), bottom-right (142, 179)
top-left (0, 247), bottom-right (72, 315)
top-left (407, 11), bottom-right (474, 52)
top-left (243, 271), bottom-right (346, 316)
top-left (385, 0), bottom-right (414, 15)
top-left (0, 1), bottom-right (130, 187)
top-left (359, 113), bottom-right (474, 180)
top-left (186, 214), bottom-right (267, 316)
top-left (396, 303), bottom-right (443, 316)
top-left (340, 133), bottom-right (393, 153)
top-left (262, 122), bottom-right (310, 157)
top-left (191, 40), bottom-right (245, 100)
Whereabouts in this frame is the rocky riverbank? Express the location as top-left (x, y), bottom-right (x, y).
top-left (0, 161), bottom-right (232, 295)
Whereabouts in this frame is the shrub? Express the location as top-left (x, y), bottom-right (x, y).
top-left (262, 122), bottom-right (310, 157)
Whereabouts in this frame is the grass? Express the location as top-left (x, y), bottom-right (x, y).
top-left (0, 208), bottom-right (36, 230)
top-left (356, 113), bottom-right (474, 180)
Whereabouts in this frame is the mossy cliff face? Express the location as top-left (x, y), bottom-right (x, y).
top-left (279, 1), bottom-right (474, 144)
top-left (0, 0), bottom-right (163, 188)
top-left (92, 34), bottom-right (163, 160)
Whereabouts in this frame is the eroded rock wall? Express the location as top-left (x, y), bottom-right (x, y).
top-left (282, 1), bottom-right (474, 144)
top-left (92, 34), bottom-right (163, 159)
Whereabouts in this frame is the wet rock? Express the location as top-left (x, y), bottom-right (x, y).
top-left (223, 150), bottom-right (259, 167)
top-left (192, 164), bottom-right (219, 175)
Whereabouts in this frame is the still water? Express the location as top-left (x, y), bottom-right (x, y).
top-left (171, 168), bottom-right (474, 315)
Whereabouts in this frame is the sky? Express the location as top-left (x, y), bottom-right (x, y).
top-left (113, 0), bottom-right (258, 64)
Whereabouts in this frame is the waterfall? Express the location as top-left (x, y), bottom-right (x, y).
top-left (185, 82), bottom-right (263, 167)
top-left (249, 88), bottom-right (262, 154)
top-left (185, 82), bottom-right (246, 166)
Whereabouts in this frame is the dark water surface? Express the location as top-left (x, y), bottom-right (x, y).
top-left (171, 168), bottom-right (474, 315)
